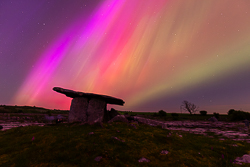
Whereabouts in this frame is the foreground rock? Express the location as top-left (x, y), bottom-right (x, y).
top-left (208, 116), bottom-right (218, 122)
top-left (53, 87), bottom-right (124, 124)
top-left (138, 157), bottom-right (150, 163)
top-left (108, 115), bottom-right (129, 123)
top-left (234, 154), bottom-right (250, 164)
top-left (94, 156), bottom-right (102, 162)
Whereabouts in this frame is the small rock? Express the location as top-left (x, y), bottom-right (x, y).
top-left (111, 136), bottom-right (125, 142)
top-left (160, 150), bottom-right (169, 154)
top-left (89, 132), bottom-right (94, 135)
top-left (94, 156), bottom-right (102, 162)
top-left (138, 157), bottom-right (150, 162)
top-left (208, 116), bottom-right (218, 122)
top-left (234, 154), bottom-right (250, 164)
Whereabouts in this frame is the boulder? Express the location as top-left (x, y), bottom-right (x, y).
top-left (124, 113), bottom-right (135, 122)
top-left (160, 150), bottom-right (169, 155)
top-left (108, 115), bottom-right (129, 123)
top-left (103, 108), bottom-right (120, 123)
top-left (235, 154), bottom-right (250, 164)
top-left (208, 116), bottom-right (218, 122)
top-left (94, 156), bottom-right (102, 162)
top-left (109, 108), bottom-right (121, 118)
top-left (0, 125), bottom-right (3, 130)
top-left (138, 157), bottom-right (150, 163)
top-left (45, 115), bottom-right (55, 122)
top-left (243, 119), bottom-right (249, 128)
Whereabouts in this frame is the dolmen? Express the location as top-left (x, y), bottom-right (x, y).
top-left (53, 87), bottom-right (125, 124)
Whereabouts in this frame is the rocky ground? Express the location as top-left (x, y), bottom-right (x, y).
top-left (133, 115), bottom-right (250, 142)
top-left (132, 115), bottom-right (250, 165)
top-left (1, 113), bottom-right (250, 164)
top-left (0, 113), bottom-right (68, 131)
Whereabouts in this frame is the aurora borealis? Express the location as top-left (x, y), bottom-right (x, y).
top-left (1, 0), bottom-right (250, 114)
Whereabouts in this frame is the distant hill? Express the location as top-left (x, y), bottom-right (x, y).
top-left (0, 105), bottom-right (69, 114)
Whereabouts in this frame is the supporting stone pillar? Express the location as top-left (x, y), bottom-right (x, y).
top-left (69, 97), bottom-right (88, 123)
top-left (87, 98), bottom-right (107, 124)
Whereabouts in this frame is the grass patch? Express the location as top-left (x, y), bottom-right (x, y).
top-left (1, 122), bottom-right (250, 166)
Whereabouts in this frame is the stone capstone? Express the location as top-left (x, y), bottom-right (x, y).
top-left (53, 87), bottom-right (124, 105)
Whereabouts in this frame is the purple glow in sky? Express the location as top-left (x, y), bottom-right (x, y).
top-left (1, 0), bottom-right (250, 114)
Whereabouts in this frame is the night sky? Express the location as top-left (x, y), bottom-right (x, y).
top-left (1, 0), bottom-right (250, 114)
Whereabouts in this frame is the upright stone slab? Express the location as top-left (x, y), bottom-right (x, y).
top-left (87, 98), bottom-right (106, 124)
top-left (53, 87), bottom-right (125, 123)
top-left (69, 97), bottom-right (88, 123)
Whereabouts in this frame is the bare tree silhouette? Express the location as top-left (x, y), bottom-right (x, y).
top-left (180, 100), bottom-right (198, 115)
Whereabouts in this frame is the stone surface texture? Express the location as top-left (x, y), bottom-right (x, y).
top-left (87, 98), bottom-right (106, 124)
top-left (69, 97), bottom-right (88, 123)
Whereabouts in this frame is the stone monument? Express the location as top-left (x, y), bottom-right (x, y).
top-left (53, 87), bottom-right (125, 124)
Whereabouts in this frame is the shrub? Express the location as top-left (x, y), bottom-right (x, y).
top-left (228, 109), bottom-right (235, 115)
top-left (213, 112), bottom-right (219, 119)
top-left (199, 110), bottom-right (207, 116)
top-left (18, 109), bottom-right (23, 113)
top-left (229, 110), bottom-right (250, 121)
top-left (158, 110), bottom-right (167, 117)
top-left (171, 113), bottom-right (179, 120)
top-left (171, 113), bottom-right (179, 117)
